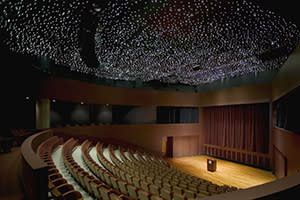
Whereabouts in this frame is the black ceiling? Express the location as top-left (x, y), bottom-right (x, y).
top-left (0, 0), bottom-right (299, 89)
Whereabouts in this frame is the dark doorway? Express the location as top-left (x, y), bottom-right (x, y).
top-left (166, 136), bottom-right (174, 158)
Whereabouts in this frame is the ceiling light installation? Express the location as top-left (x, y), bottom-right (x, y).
top-left (1, 0), bottom-right (299, 85)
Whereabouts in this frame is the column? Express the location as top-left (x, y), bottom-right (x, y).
top-left (36, 98), bottom-right (50, 129)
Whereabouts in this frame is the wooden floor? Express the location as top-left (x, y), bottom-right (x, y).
top-left (166, 155), bottom-right (276, 189)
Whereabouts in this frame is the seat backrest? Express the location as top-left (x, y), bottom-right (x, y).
top-left (62, 190), bottom-right (83, 200)
top-left (173, 193), bottom-right (187, 200)
top-left (132, 176), bottom-right (141, 188)
top-left (127, 184), bottom-right (138, 199)
top-left (140, 181), bottom-right (150, 192)
top-left (49, 178), bottom-right (67, 190)
top-left (150, 194), bottom-right (164, 200)
top-left (110, 176), bottom-right (119, 190)
top-left (154, 179), bottom-right (162, 187)
top-left (103, 172), bottom-right (112, 186)
top-left (173, 186), bottom-right (183, 195)
top-left (149, 184), bottom-right (160, 196)
top-left (162, 182), bottom-right (172, 191)
top-left (161, 188), bottom-right (172, 200)
top-left (137, 189), bottom-right (150, 200)
top-left (183, 190), bottom-right (195, 199)
top-left (118, 180), bottom-right (129, 195)
top-left (125, 173), bottom-right (133, 184)
top-left (109, 190), bottom-right (123, 200)
top-left (90, 180), bottom-right (101, 199)
top-left (99, 185), bottom-right (112, 200)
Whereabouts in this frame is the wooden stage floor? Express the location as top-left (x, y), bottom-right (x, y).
top-left (166, 155), bottom-right (276, 189)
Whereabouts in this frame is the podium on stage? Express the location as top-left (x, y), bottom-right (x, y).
top-left (207, 158), bottom-right (217, 172)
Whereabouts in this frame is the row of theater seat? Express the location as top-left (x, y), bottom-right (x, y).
top-left (113, 145), bottom-right (238, 195)
top-left (38, 136), bottom-right (238, 200)
top-left (97, 142), bottom-right (236, 200)
top-left (105, 142), bottom-right (238, 199)
top-left (62, 138), bottom-right (132, 200)
top-left (103, 143), bottom-right (207, 199)
top-left (37, 136), bottom-right (83, 200)
top-left (82, 140), bottom-right (164, 200)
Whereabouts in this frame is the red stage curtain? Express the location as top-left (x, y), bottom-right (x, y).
top-left (204, 103), bottom-right (269, 153)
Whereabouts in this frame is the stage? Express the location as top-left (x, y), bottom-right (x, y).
top-left (166, 155), bottom-right (276, 189)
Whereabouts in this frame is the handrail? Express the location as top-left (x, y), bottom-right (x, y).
top-left (21, 129), bottom-right (53, 200)
top-left (204, 144), bottom-right (270, 169)
top-left (204, 144), bottom-right (269, 158)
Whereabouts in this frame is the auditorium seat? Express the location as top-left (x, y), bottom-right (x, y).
top-left (90, 179), bottom-right (102, 199)
top-left (127, 184), bottom-right (138, 199)
top-left (161, 188), bottom-right (173, 200)
top-left (58, 190), bottom-right (83, 200)
top-left (132, 176), bottom-right (141, 188)
top-left (49, 178), bottom-right (67, 190)
top-left (140, 180), bottom-right (150, 192)
top-left (154, 179), bottom-right (162, 188)
top-left (150, 195), bottom-right (164, 200)
top-left (173, 186), bottom-right (183, 195)
top-left (110, 176), bottom-right (120, 190)
top-left (118, 179), bottom-right (129, 195)
top-left (125, 173), bottom-right (133, 185)
top-left (149, 184), bottom-right (160, 196)
top-left (183, 190), bottom-right (196, 199)
top-left (51, 183), bottom-right (74, 198)
top-left (49, 173), bottom-right (63, 181)
top-left (137, 189), bottom-right (151, 200)
top-left (99, 184), bottom-right (112, 200)
top-left (57, 137), bottom-right (240, 200)
top-left (173, 193), bottom-right (188, 200)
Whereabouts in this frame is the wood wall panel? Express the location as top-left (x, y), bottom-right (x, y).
top-left (37, 77), bottom-right (274, 157)
top-left (53, 124), bottom-right (202, 154)
top-left (272, 126), bottom-right (300, 175)
top-left (37, 77), bottom-right (201, 106)
top-left (273, 146), bottom-right (287, 178)
top-left (173, 135), bottom-right (199, 157)
top-left (37, 77), bottom-right (272, 107)
top-left (199, 82), bottom-right (272, 107)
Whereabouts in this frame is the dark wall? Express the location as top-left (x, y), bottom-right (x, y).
top-left (275, 86), bottom-right (300, 134)
top-left (50, 101), bottom-right (93, 126)
top-left (4, 47), bottom-right (40, 131)
top-left (112, 105), bottom-right (156, 124)
top-left (157, 107), bottom-right (198, 123)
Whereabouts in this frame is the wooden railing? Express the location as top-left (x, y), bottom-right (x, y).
top-left (204, 144), bottom-right (271, 169)
top-left (21, 129), bottom-right (53, 200)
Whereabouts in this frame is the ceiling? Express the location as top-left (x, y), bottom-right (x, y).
top-left (0, 0), bottom-right (299, 88)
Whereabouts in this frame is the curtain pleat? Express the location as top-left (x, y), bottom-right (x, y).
top-left (204, 103), bottom-right (269, 154)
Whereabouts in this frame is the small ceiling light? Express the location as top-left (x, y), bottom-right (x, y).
top-left (1, 0), bottom-right (299, 85)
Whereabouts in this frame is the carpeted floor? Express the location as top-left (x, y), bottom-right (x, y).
top-left (0, 147), bottom-right (24, 200)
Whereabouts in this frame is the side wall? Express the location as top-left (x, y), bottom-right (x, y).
top-left (271, 44), bottom-right (300, 177)
top-left (53, 124), bottom-right (201, 154)
top-left (38, 77), bottom-right (272, 155)
top-left (272, 44), bottom-right (300, 101)
top-left (272, 127), bottom-right (300, 176)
